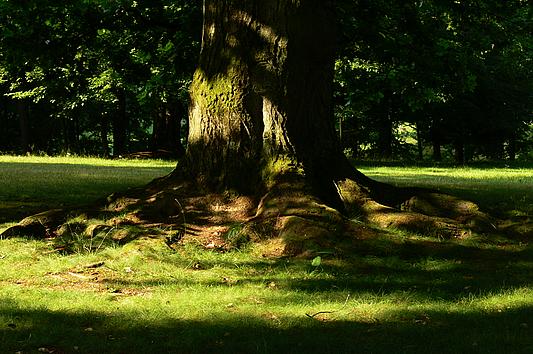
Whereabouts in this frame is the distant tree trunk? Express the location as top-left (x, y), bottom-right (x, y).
top-left (72, 111), bottom-right (81, 153)
top-left (0, 98), bottom-right (7, 150)
top-left (112, 90), bottom-right (128, 156)
top-left (454, 140), bottom-right (465, 164)
top-left (16, 99), bottom-right (30, 153)
top-left (346, 118), bottom-right (359, 159)
top-left (100, 112), bottom-right (110, 157)
top-left (432, 140), bottom-right (441, 161)
top-left (416, 121), bottom-right (423, 160)
top-left (169, 99), bottom-right (186, 156)
top-left (151, 99), bottom-right (185, 156)
top-left (430, 120), bottom-right (442, 161)
top-left (508, 135), bottom-right (516, 161)
top-left (350, 133), bottom-right (359, 158)
top-left (377, 115), bottom-right (393, 159)
top-left (151, 107), bottom-right (165, 150)
top-left (61, 115), bottom-right (78, 153)
top-left (375, 93), bottom-right (393, 159)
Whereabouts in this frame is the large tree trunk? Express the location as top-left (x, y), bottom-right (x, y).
top-left (177, 0), bottom-right (493, 242)
top-left (185, 0), bottom-right (358, 199)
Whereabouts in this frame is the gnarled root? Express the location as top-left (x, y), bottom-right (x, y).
top-left (337, 178), bottom-right (496, 239)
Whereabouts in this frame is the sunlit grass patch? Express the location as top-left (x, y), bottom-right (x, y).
top-left (1, 237), bottom-right (532, 353)
top-left (0, 155), bottom-right (175, 204)
top-left (0, 155), bottom-right (175, 231)
top-left (0, 155), bottom-right (176, 168)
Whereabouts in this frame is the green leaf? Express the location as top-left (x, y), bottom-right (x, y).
top-left (311, 256), bottom-right (322, 267)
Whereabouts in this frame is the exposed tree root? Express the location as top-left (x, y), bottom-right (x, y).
top-left (0, 167), bottom-right (527, 256)
top-left (337, 178), bottom-right (497, 239)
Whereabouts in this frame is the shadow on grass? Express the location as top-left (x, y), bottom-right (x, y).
top-left (1, 300), bottom-right (532, 353)
top-left (1, 232), bottom-right (532, 353)
top-left (367, 173), bottom-right (533, 218)
top-left (0, 204), bottom-right (49, 224)
top-left (98, 239), bottom-right (533, 303)
top-left (0, 161), bottom-right (173, 209)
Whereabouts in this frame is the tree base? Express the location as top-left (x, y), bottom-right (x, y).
top-left (0, 166), bottom-right (526, 255)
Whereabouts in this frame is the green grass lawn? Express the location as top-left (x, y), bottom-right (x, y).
top-left (0, 156), bottom-right (532, 353)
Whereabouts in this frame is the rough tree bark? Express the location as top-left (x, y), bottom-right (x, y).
top-left (185, 0), bottom-right (358, 198)
top-left (175, 0), bottom-right (493, 242)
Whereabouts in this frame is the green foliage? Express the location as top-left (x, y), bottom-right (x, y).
top-left (223, 223), bottom-right (251, 250)
top-left (311, 256), bottom-right (322, 267)
top-left (335, 0), bottom-right (532, 161)
top-left (0, 0), bottom-right (201, 155)
top-left (0, 0), bottom-right (530, 159)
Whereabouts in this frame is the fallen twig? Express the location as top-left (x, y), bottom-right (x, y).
top-left (305, 311), bottom-right (334, 319)
top-left (305, 293), bottom-right (351, 320)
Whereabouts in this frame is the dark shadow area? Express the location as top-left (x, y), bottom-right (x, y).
top-left (1, 300), bottom-right (532, 353)
top-left (0, 204), bottom-right (49, 224)
top-left (94, 237), bottom-right (533, 303)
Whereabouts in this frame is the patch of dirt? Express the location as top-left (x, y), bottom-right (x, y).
top-left (1, 270), bottom-right (153, 297)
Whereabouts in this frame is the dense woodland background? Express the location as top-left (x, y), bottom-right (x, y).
top-left (1, 0), bottom-right (531, 162)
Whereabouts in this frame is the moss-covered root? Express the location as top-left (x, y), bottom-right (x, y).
top-left (0, 209), bottom-right (65, 239)
top-left (337, 178), bottom-right (496, 238)
top-left (244, 168), bottom-right (353, 256)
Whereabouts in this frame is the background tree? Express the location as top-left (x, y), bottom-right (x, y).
top-left (1, 0), bottom-right (530, 161)
top-left (335, 0), bottom-right (532, 161)
top-left (0, 0), bottom-right (201, 156)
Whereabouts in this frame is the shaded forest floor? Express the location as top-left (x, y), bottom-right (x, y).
top-left (0, 156), bottom-right (532, 353)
